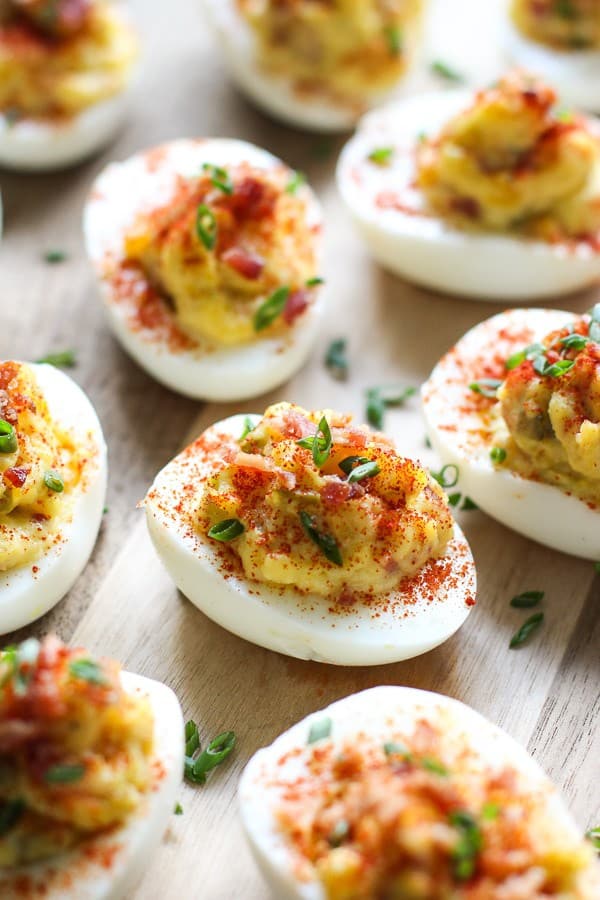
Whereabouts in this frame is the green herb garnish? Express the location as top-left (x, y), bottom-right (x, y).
top-left (324, 338), bottom-right (348, 381)
top-left (202, 162), bottom-right (233, 195)
top-left (384, 24), bottom-right (402, 55)
top-left (286, 170), bottom-right (306, 194)
top-left (510, 590), bottom-right (544, 609)
top-left (533, 356), bottom-right (574, 378)
top-left (174, 802), bottom-right (184, 815)
top-left (297, 417), bottom-right (332, 467)
top-left (184, 721), bottom-right (236, 785)
top-left (431, 464), bottom-right (459, 489)
top-left (383, 741), bottom-right (412, 759)
top-left (196, 204), bottom-right (218, 250)
top-left (45, 764), bottom-right (86, 784)
top-left (347, 460), bottom-right (381, 483)
top-left (368, 147), bottom-right (394, 166)
top-left (469, 378), bottom-right (501, 398)
top-left (490, 447), bottom-right (507, 464)
top-left (44, 470), bottom-right (64, 493)
top-left (509, 612), bottom-right (544, 649)
top-left (300, 511), bottom-right (343, 566)
top-left (481, 803), bottom-right (500, 821)
top-left (36, 349), bottom-right (76, 368)
top-left (44, 249), bottom-right (67, 264)
top-left (505, 343), bottom-right (544, 370)
top-left (560, 334), bottom-right (589, 351)
top-left (0, 419), bottom-right (18, 454)
top-left (366, 384), bottom-right (416, 429)
top-left (69, 658), bottom-right (107, 686)
top-left (461, 497), bottom-right (478, 511)
top-left (422, 757), bottom-right (449, 776)
top-left (449, 810), bottom-right (483, 881)
top-left (207, 519), bottom-right (245, 542)
top-left (328, 819), bottom-right (350, 847)
top-left (307, 717), bottom-right (332, 744)
top-left (306, 277), bottom-right (324, 287)
top-left (448, 492), bottom-right (461, 507)
top-left (431, 60), bottom-right (464, 83)
top-left (586, 826), bottom-right (600, 851)
top-left (253, 286), bottom-right (290, 332)
top-left (0, 639), bottom-right (40, 694)
top-left (239, 416), bottom-right (255, 441)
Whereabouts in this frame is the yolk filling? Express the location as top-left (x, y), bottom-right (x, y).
top-left (511, 0), bottom-right (600, 50)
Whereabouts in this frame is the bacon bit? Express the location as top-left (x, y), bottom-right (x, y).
top-left (450, 196), bottom-right (480, 220)
top-left (282, 289), bottom-right (309, 325)
top-left (220, 246), bottom-right (265, 280)
top-left (375, 191), bottom-right (427, 217)
top-left (233, 451), bottom-right (296, 491)
top-left (321, 479), bottom-right (365, 507)
top-left (3, 466), bottom-right (29, 489)
top-left (222, 176), bottom-right (277, 221)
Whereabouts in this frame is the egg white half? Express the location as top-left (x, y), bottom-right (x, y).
top-left (337, 90), bottom-right (600, 300)
top-left (0, 671), bottom-right (184, 900)
top-left (200, 0), bottom-right (421, 132)
top-left (0, 364), bottom-right (107, 634)
top-left (422, 308), bottom-right (600, 559)
top-left (84, 138), bottom-right (325, 401)
top-left (144, 413), bottom-right (476, 667)
top-left (239, 685), bottom-right (600, 900)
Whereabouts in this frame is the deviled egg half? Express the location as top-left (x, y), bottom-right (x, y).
top-left (240, 686), bottom-right (600, 899)
top-left (0, 636), bottom-right (183, 899)
top-left (144, 402), bottom-right (476, 666)
top-left (0, 0), bottom-right (138, 171)
top-left (505, 0), bottom-right (600, 112)
top-left (201, 0), bottom-right (424, 132)
top-left (0, 360), bottom-right (107, 633)
top-left (84, 139), bottom-right (324, 401)
top-left (337, 72), bottom-right (600, 299)
top-left (423, 306), bottom-right (600, 559)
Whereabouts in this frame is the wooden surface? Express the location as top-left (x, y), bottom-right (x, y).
top-left (1, 1), bottom-right (599, 898)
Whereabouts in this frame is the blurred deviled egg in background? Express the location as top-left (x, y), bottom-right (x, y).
top-left (201, 0), bottom-right (425, 132)
top-left (504, 0), bottom-right (600, 112)
top-left (0, 0), bottom-right (138, 171)
top-left (84, 138), bottom-right (324, 401)
top-left (337, 72), bottom-right (600, 299)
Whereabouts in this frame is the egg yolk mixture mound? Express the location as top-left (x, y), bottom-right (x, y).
top-left (0, 0), bottom-right (137, 120)
top-left (417, 73), bottom-right (600, 242)
top-left (201, 402), bottom-right (453, 601)
top-left (237, 0), bottom-right (423, 109)
top-left (511, 0), bottom-right (600, 50)
top-left (274, 723), bottom-right (596, 899)
top-left (123, 161), bottom-right (320, 347)
top-left (0, 636), bottom-right (153, 867)
top-left (0, 361), bottom-right (88, 573)
top-left (488, 307), bottom-right (600, 507)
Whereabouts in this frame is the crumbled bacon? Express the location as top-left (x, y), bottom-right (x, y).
top-left (282, 289), bottom-right (309, 325)
top-left (3, 466), bottom-right (28, 488)
top-left (220, 246), bottom-right (265, 280)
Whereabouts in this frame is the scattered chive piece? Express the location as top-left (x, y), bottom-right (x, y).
top-left (425, 435), bottom-right (432, 449)
top-left (586, 826), bottom-right (600, 850)
top-left (174, 803), bottom-right (184, 815)
top-left (286, 170), bottom-right (306, 194)
top-left (0, 799), bottom-right (25, 837)
top-left (490, 447), bottom-right (507, 464)
top-left (366, 384), bottom-right (416, 429)
top-left (417, 131), bottom-right (428, 143)
top-left (422, 757), bottom-right (449, 776)
top-left (368, 147), bottom-right (394, 166)
top-left (469, 378), bottom-right (501, 398)
top-left (383, 740), bottom-right (411, 759)
top-left (510, 590), bottom-right (544, 609)
top-left (509, 612), bottom-right (544, 649)
top-left (45, 764), bottom-right (85, 784)
top-left (44, 470), bottom-right (64, 493)
top-left (185, 720), bottom-right (200, 757)
top-left (461, 497), bottom-right (478, 511)
top-left (239, 416), bottom-right (255, 441)
top-left (69, 658), bottom-right (107, 685)
top-left (555, 107), bottom-right (573, 122)
top-left (448, 492), bottom-right (461, 507)
top-left (505, 343), bottom-right (544, 370)
top-left (103, 506), bottom-right (109, 515)
top-left (481, 803), bottom-right (500, 821)
top-left (0, 419), bottom-right (18, 454)
top-left (533, 356), bottom-right (574, 378)
top-left (202, 162), bottom-right (233, 195)
top-left (35, 349), bottom-right (76, 368)
top-left (300, 511), bottom-right (343, 566)
top-left (306, 276), bottom-right (324, 287)
top-left (196, 204), bottom-right (217, 250)
top-left (325, 338), bottom-right (348, 381)
top-left (347, 460), bottom-right (381, 483)
top-left (207, 519), bottom-right (245, 542)
top-left (186, 731), bottom-right (236, 784)
top-left (253, 286), bottom-right (290, 332)
top-left (296, 416), bottom-right (332, 467)
top-left (43, 249), bottom-right (67, 264)
top-left (308, 717), bottom-right (332, 744)
top-left (449, 810), bottom-right (483, 881)
top-left (328, 819), bottom-right (350, 847)
top-left (384, 24), bottom-right (402, 55)
top-left (431, 60), bottom-right (464, 83)
top-left (431, 463), bottom-right (459, 489)
top-left (560, 334), bottom-right (589, 351)
top-left (366, 389), bottom-right (385, 430)
top-left (339, 456), bottom-right (370, 476)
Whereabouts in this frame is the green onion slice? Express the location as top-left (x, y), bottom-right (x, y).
top-left (325, 338), bottom-right (348, 381)
top-left (300, 511), bottom-right (343, 566)
top-left (449, 810), bottom-right (483, 881)
top-left (347, 460), bottom-right (381, 483)
top-left (533, 356), bottom-right (574, 378)
top-left (384, 24), bottom-right (402, 55)
top-left (202, 162), bottom-right (233, 194)
top-left (431, 60), bottom-right (464, 82)
top-left (368, 147), bottom-right (394, 166)
top-left (239, 416), bottom-right (255, 442)
top-left (509, 612), bottom-right (544, 649)
top-left (285, 170), bottom-right (306, 194)
top-left (44, 470), bottom-right (64, 493)
top-left (35, 349), bottom-right (76, 367)
top-left (307, 717), bottom-right (332, 744)
top-left (490, 447), bottom-right (507, 464)
top-left (431, 464), bottom-right (459, 488)
top-left (0, 419), bottom-right (18, 454)
top-left (296, 417), bottom-right (332, 467)
top-left (469, 379), bottom-right (502, 398)
top-left (253, 286), bottom-right (290, 332)
top-left (505, 343), bottom-right (544, 370)
top-left (196, 203), bottom-right (217, 250)
top-left (510, 590), bottom-right (544, 609)
top-left (560, 334), bottom-right (589, 351)
top-left (45, 764), bottom-right (86, 784)
top-left (69, 658), bottom-right (107, 685)
top-left (207, 519), bottom-right (245, 542)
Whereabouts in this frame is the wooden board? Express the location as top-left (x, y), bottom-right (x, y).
top-left (1, 1), bottom-right (598, 897)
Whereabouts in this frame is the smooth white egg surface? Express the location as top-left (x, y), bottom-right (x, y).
top-left (337, 90), bottom-right (600, 300)
top-left (239, 686), bottom-right (600, 900)
top-left (144, 413), bottom-right (476, 667)
top-left (422, 308), bottom-right (600, 559)
top-left (0, 671), bottom-right (184, 900)
top-left (84, 138), bottom-right (324, 401)
top-left (0, 364), bottom-right (107, 634)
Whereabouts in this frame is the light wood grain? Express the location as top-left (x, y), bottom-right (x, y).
top-left (0, 1), bottom-right (599, 898)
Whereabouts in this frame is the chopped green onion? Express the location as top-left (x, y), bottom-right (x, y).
top-left (461, 497), bottom-right (478, 511)
top-left (422, 757), bottom-right (449, 776)
top-left (103, 506), bottom-right (109, 515)
top-left (325, 338), bottom-right (348, 381)
top-left (0, 419), bottom-right (18, 454)
top-left (431, 463), bottom-right (459, 488)
top-left (509, 612), bottom-right (544, 649)
top-left (174, 802), bottom-right (184, 815)
top-left (338, 456), bottom-right (369, 476)
top-left (69, 658), bottom-right (107, 686)
top-left (448, 492), bottom-right (461, 507)
top-left (300, 511), bottom-right (343, 566)
top-left (384, 24), bottom-right (402, 55)
top-left (185, 720), bottom-right (200, 757)
top-left (296, 417), bottom-right (332, 467)
top-left (490, 447), bottom-right (507, 464)
top-left (431, 60), bottom-right (464, 83)
top-left (44, 470), bottom-right (64, 493)
top-left (368, 147), bottom-right (394, 166)
top-left (481, 803), bottom-right (500, 821)
top-left (253, 286), bottom-right (290, 332)
top-left (202, 162), bottom-right (233, 195)
top-left (1, 639), bottom-right (40, 695)
top-left (306, 277), bottom-right (324, 287)
top-left (239, 416), bottom-right (255, 441)
top-left (533, 356), bottom-right (574, 378)
top-left (328, 819), bottom-right (350, 847)
top-left (285, 170), bottom-right (306, 194)
top-left (510, 590), bottom-right (544, 609)
top-left (347, 460), bottom-right (381, 483)
top-left (449, 810), bottom-right (483, 881)
top-left (207, 519), bottom-right (245, 542)
top-left (469, 379), bottom-right (502, 398)
top-left (196, 204), bottom-right (217, 250)
top-left (0, 799), bottom-right (25, 837)
top-left (505, 343), bottom-right (544, 370)
top-left (365, 384), bottom-right (416, 429)
top-left (35, 349), bottom-right (76, 368)
top-left (43, 249), bottom-right (67, 264)
top-left (586, 826), bottom-right (600, 851)
top-left (383, 741), bottom-right (411, 759)
top-left (560, 334), bottom-right (589, 351)
top-left (308, 717), bottom-right (332, 744)
top-left (45, 764), bottom-right (86, 784)
top-left (186, 731), bottom-right (236, 784)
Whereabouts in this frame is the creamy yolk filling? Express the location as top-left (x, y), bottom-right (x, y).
top-left (275, 728), bottom-right (594, 899)
top-left (511, 0), bottom-right (600, 50)
top-left (201, 402), bottom-right (453, 601)
top-left (489, 310), bottom-right (600, 506)
top-left (0, 636), bottom-right (154, 867)
top-left (417, 73), bottom-right (600, 241)
top-left (0, 0), bottom-right (137, 119)
top-left (0, 361), bottom-right (86, 573)
top-left (237, 0), bottom-right (423, 106)
top-left (124, 163), bottom-right (320, 347)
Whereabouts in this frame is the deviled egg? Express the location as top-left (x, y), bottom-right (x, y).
top-left (0, 0), bottom-right (138, 171)
top-left (201, 0), bottom-right (424, 132)
top-left (240, 685), bottom-right (600, 899)
top-left (0, 360), bottom-right (107, 633)
top-left (84, 139), bottom-right (324, 401)
top-left (0, 635), bottom-right (183, 899)
top-left (423, 306), bottom-right (600, 559)
top-left (337, 72), bottom-right (600, 299)
top-left (144, 402), bottom-right (476, 666)
top-left (505, 0), bottom-right (600, 111)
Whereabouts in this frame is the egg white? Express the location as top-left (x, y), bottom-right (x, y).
top-left (239, 685), bottom-right (600, 900)
top-left (0, 363), bottom-right (107, 634)
top-left (200, 0), bottom-right (421, 132)
top-left (84, 138), bottom-right (325, 401)
top-left (0, 671), bottom-right (184, 900)
top-left (337, 90), bottom-right (600, 300)
top-left (144, 413), bottom-right (476, 667)
top-left (422, 308), bottom-right (600, 559)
